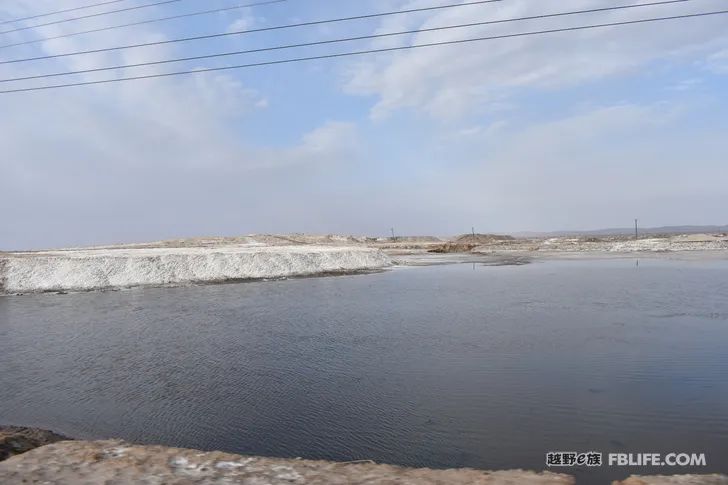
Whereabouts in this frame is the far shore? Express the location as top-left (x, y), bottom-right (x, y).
top-left (1, 232), bottom-right (726, 296)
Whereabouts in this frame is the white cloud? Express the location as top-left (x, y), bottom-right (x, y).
top-left (343, 0), bottom-right (728, 120)
top-left (227, 8), bottom-right (257, 33)
top-left (668, 78), bottom-right (703, 91)
top-left (2, 0), bottom-right (727, 248)
top-left (0, 1), bottom-right (363, 249)
top-left (706, 48), bottom-right (728, 73)
top-left (424, 101), bottom-right (728, 231)
top-left (236, 121), bottom-right (361, 170)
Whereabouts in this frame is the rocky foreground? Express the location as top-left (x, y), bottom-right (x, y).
top-left (0, 426), bottom-right (68, 461)
top-left (0, 429), bottom-right (726, 484)
top-left (0, 439), bottom-right (573, 485)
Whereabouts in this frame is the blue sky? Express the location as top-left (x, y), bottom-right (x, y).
top-left (1, 0), bottom-right (727, 249)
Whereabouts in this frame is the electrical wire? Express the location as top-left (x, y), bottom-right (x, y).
top-left (2, 9), bottom-right (725, 94)
top-left (0, 0), bottom-right (698, 84)
top-left (0, 0), bottom-right (131, 26)
top-left (0, 0), bottom-right (500, 51)
top-left (0, 0), bottom-right (186, 35)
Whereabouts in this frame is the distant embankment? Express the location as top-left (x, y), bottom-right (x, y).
top-left (0, 245), bottom-right (391, 295)
top-left (515, 224), bottom-right (728, 238)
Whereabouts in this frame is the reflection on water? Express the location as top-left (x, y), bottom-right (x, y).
top-left (1, 258), bottom-right (727, 482)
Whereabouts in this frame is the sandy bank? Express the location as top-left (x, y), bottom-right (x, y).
top-left (0, 439), bottom-right (573, 484)
top-left (0, 245), bottom-right (391, 294)
top-left (615, 476), bottom-right (728, 485)
top-left (1, 437), bottom-right (726, 484)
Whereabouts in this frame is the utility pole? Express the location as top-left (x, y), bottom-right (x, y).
top-left (472, 227), bottom-right (475, 237)
top-left (634, 219), bottom-right (638, 240)
top-left (391, 227), bottom-right (396, 242)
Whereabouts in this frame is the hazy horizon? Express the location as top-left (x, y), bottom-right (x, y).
top-left (4, 221), bottom-right (728, 252)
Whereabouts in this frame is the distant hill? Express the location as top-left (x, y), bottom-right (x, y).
top-left (514, 225), bottom-right (728, 238)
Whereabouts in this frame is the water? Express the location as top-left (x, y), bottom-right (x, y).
top-left (1, 258), bottom-right (727, 482)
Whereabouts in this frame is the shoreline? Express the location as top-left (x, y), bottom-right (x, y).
top-left (2, 232), bottom-right (727, 296)
top-left (0, 267), bottom-right (391, 298)
top-left (0, 245), bottom-right (392, 295)
top-left (1, 427), bottom-right (726, 484)
top-left (391, 248), bottom-right (728, 267)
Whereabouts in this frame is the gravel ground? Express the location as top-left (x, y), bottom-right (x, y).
top-left (0, 439), bottom-right (574, 485)
top-left (1, 430), bottom-right (725, 484)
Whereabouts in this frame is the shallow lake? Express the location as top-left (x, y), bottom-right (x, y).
top-left (2, 258), bottom-right (727, 482)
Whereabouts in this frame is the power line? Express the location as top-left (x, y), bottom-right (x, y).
top-left (0, 0), bottom-right (286, 41)
top-left (0, 0), bottom-right (185, 35)
top-left (0, 2), bottom-right (287, 52)
top-left (2, 9), bottom-right (725, 95)
top-left (0, 0), bottom-right (502, 52)
top-left (0, 0), bottom-right (131, 26)
top-left (0, 0), bottom-right (697, 84)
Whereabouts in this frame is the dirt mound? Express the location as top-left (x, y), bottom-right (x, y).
top-left (428, 234), bottom-right (514, 253)
top-left (389, 236), bottom-right (443, 243)
top-left (453, 234), bottom-right (515, 244)
top-left (428, 243), bottom-right (477, 253)
top-left (265, 234), bottom-right (366, 245)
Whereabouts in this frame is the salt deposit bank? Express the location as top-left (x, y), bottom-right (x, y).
top-left (0, 245), bottom-right (391, 294)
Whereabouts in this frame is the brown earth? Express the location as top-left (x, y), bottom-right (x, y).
top-left (613, 475), bottom-right (728, 484)
top-left (1, 429), bottom-right (725, 484)
top-left (0, 439), bottom-right (573, 485)
top-left (0, 426), bottom-right (70, 462)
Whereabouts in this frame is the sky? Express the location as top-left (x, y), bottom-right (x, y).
top-left (1, 0), bottom-right (727, 250)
